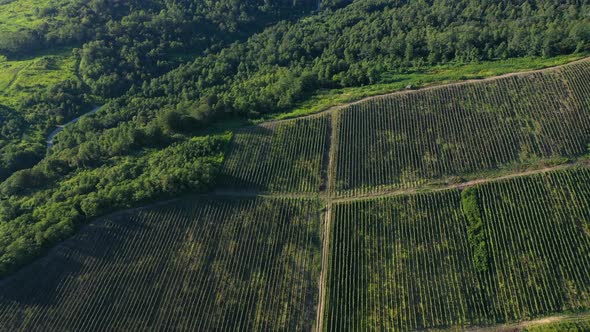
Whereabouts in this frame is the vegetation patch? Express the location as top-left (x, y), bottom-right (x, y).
top-left (461, 188), bottom-right (489, 273)
top-left (0, 133), bottom-right (231, 277)
top-left (0, 49), bottom-right (78, 109)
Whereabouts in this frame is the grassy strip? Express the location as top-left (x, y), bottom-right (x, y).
top-left (260, 53), bottom-right (587, 122)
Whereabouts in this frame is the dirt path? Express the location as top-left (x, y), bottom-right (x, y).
top-left (47, 105), bottom-right (102, 148)
top-left (262, 56), bottom-right (590, 126)
top-left (315, 204), bottom-right (330, 332)
top-left (315, 114), bottom-right (338, 331)
top-left (332, 163), bottom-right (581, 203)
top-left (466, 312), bottom-right (590, 331)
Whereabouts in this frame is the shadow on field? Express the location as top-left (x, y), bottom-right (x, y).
top-left (0, 213), bottom-right (147, 307)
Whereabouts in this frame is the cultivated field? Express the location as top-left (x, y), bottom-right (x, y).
top-left (220, 115), bottom-right (331, 193)
top-left (332, 59), bottom-right (590, 196)
top-left (1, 58), bottom-right (589, 331)
top-left (219, 58), bottom-right (590, 197)
top-left (0, 197), bottom-right (322, 331)
top-left (324, 168), bottom-right (590, 331)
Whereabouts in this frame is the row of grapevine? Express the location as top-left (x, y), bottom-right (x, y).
top-left (325, 167), bottom-right (590, 331)
top-left (325, 191), bottom-right (490, 331)
top-left (0, 197), bottom-right (322, 331)
top-left (332, 59), bottom-right (590, 196)
top-left (474, 167), bottom-right (590, 322)
top-left (220, 115), bottom-right (330, 193)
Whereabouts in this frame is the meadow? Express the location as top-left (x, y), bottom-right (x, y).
top-left (0, 0), bottom-right (51, 32)
top-left (0, 49), bottom-right (78, 109)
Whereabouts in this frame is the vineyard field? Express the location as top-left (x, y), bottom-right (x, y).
top-left (333, 59), bottom-right (590, 196)
top-left (220, 115), bottom-right (331, 193)
top-left (0, 197), bottom-right (322, 331)
top-left (1, 58), bottom-right (590, 332)
top-left (325, 168), bottom-right (590, 331)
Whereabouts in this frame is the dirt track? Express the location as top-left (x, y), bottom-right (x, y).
top-left (466, 312), bottom-right (590, 331)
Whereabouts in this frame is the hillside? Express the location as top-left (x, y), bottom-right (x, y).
top-left (0, 198), bottom-right (322, 331)
top-left (1, 59), bottom-right (590, 330)
top-left (219, 58), bottom-right (590, 196)
top-left (1, 0), bottom-right (590, 330)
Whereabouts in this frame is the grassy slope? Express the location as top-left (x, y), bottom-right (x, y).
top-left (263, 53), bottom-right (587, 122)
top-left (521, 314), bottom-right (590, 332)
top-left (0, 0), bottom-right (52, 32)
top-left (0, 49), bottom-right (78, 109)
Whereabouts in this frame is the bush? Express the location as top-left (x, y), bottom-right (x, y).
top-left (461, 188), bottom-right (489, 273)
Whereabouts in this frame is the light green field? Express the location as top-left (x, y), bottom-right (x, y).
top-left (263, 53), bottom-right (588, 122)
top-left (0, 49), bottom-right (78, 108)
top-left (0, 0), bottom-right (51, 32)
top-left (522, 315), bottom-right (590, 332)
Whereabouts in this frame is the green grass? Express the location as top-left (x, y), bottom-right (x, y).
top-left (0, 0), bottom-right (52, 32)
top-left (0, 48), bottom-right (78, 109)
top-left (260, 53), bottom-right (587, 122)
top-left (523, 314), bottom-right (590, 331)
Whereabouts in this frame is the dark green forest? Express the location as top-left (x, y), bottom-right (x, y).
top-left (0, 0), bottom-right (588, 276)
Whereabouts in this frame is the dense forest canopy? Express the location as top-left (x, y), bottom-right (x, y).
top-left (0, 0), bottom-right (588, 276)
top-left (0, 0), bottom-right (322, 182)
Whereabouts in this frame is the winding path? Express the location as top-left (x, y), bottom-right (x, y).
top-left (47, 105), bottom-right (103, 148)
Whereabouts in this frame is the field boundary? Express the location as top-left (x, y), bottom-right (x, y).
top-left (315, 109), bottom-right (339, 331)
top-left (466, 312), bottom-right (590, 331)
top-left (331, 162), bottom-right (588, 203)
top-left (260, 56), bottom-right (590, 126)
top-left (161, 162), bottom-right (586, 204)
